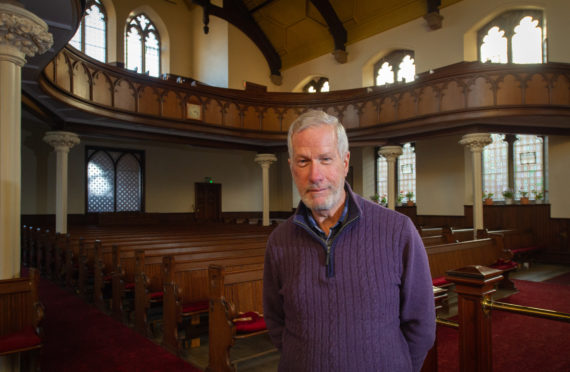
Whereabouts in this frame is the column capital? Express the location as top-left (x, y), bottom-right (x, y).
top-left (254, 153), bottom-right (277, 168)
top-left (459, 133), bottom-right (492, 153)
top-left (378, 145), bottom-right (403, 162)
top-left (43, 131), bottom-right (80, 153)
top-left (0, 3), bottom-right (53, 65)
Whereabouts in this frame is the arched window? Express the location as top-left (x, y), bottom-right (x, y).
top-left (374, 50), bottom-right (415, 86)
top-left (87, 147), bottom-right (144, 212)
top-left (125, 13), bottom-right (160, 77)
top-left (303, 77), bottom-right (330, 93)
top-left (478, 10), bottom-right (545, 64)
top-left (398, 143), bottom-right (416, 202)
top-left (69, 0), bottom-right (107, 62)
top-left (483, 134), bottom-right (546, 202)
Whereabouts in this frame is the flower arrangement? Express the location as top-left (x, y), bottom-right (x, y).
top-left (519, 189), bottom-right (529, 204)
top-left (531, 189), bottom-right (544, 200)
top-left (370, 194), bottom-right (380, 203)
top-left (483, 191), bottom-right (494, 200)
top-left (397, 191), bottom-right (405, 204)
top-left (405, 191), bottom-right (414, 201)
top-left (502, 189), bottom-right (514, 199)
top-left (380, 194), bottom-right (387, 205)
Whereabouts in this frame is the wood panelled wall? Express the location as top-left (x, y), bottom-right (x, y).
top-left (41, 47), bottom-right (570, 143)
top-left (398, 204), bottom-right (570, 264)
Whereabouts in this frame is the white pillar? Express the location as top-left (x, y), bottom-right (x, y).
top-left (378, 146), bottom-right (403, 210)
top-left (459, 133), bottom-right (492, 239)
top-left (43, 132), bottom-right (80, 234)
top-left (254, 154), bottom-right (277, 226)
top-left (0, 2), bottom-right (53, 280)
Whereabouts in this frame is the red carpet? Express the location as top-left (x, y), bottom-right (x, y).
top-left (39, 278), bottom-right (201, 372)
top-left (543, 271), bottom-right (570, 285)
top-left (437, 279), bottom-right (570, 372)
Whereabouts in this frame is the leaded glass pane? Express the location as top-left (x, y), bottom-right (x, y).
top-left (126, 27), bottom-right (142, 73)
top-left (376, 62), bottom-right (394, 86)
top-left (87, 151), bottom-right (114, 212)
top-left (69, 25), bottom-right (82, 50)
top-left (84, 3), bottom-right (106, 62)
top-left (483, 134), bottom-right (508, 200)
top-left (376, 156), bottom-right (388, 203)
top-left (116, 154), bottom-right (142, 211)
top-left (512, 16), bottom-right (542, 64)
top-left (398, 143), bottom-right (416, 202)
top-left (481, 26), bottom-right (508, 63)
top-left (145, 31), bottom-right (160, 77)
top-left (514, 135), bottom-right (543, 200)
top-left (397, 55), bottom-right (415, 83)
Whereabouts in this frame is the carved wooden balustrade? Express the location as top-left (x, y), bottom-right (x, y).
top-left (39, 46), bottom-right (570, 146)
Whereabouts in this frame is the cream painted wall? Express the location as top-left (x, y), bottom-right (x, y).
top-left (276, 0), bottom-right (570, 92)
top-left (548, 136), bottom-right (570, 219)
top-left (192, 8), bottom-right (229, 87)
top-left (416, 135), bottom-right (465, 216)
top-left (228, 24), bottom-right (274, 90)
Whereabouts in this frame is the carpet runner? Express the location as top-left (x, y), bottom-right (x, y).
top-left (38, 278), bottom-right (201, 372)
top-left (437, 279), bottom-right (570, 372)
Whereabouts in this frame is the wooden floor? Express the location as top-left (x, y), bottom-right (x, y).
top-left (179, 262), bottom-right (570, 372)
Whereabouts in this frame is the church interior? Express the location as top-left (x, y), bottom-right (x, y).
top-left (1, 0), bottom-right (569, 370)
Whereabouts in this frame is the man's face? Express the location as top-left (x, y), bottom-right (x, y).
top-left (289, 125), bottom-right (350, 214)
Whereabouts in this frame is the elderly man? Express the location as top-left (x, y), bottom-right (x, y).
top-left (263, 110), bottom-right (435, 371)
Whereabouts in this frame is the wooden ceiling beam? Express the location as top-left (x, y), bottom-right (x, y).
top-left (191, 0), bottom-right (283, 84)
top-left (309, 0), bottom-right (347, 63)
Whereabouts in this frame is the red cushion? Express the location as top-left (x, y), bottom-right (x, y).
top-left (492, 261), bottom-right (518, 271)
top-left (124, 282), bottom-right (135, 290)
top-left (182, 300), bottom-right (209, 314)
top-left (104, 275), bottom-right (112, 282)
top-left (511, 246), bottom-right (539, 254)
top-left (432, 277), bottom-right (450, 287)
top-left (0, 327), bottom-right (41, 354)
top-left (150, 291), bottom-right (163, 299)
top-left (233, 312), bottom-right (267, 333)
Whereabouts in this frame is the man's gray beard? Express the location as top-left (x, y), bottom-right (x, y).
top-left (302, 184), bottom-right (343, 212)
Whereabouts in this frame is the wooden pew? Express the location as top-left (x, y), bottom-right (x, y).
top-left (0, 269), bottom-right (44, 371)
top-left (132, 248), bottom-right (267, 336)
top-left (205, 264), bottom-right (274, 372)
top-left (426, 235), bottom-right (517, 290)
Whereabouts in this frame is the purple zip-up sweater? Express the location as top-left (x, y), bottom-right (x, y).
top-left (263, 185), bottom-right (436, 372)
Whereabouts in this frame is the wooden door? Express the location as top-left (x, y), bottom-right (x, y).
top-left (195, 183), bottom-right (221, 221)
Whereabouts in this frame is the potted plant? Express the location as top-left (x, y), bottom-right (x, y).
top-left (531, 189), bottom-right (544, 204)
top-left (483, 191), bottom-right (494, 205)
top-left (380, 194), bottom-right (387, 206)
top-left (519, 190), bottom-right (529, 204)
top-left (405, 191), bottom-right (415, 206)
top-left (397, 191), bottom-right (404, 206)
top-left (502, 189), bottom-right (514, 204)
top-left (370, 194), bottom-right (380, 203)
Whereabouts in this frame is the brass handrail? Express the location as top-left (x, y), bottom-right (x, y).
top-left (482, 298), bottom-right (570, 323)
top-left (436, 317), bottom-right (459, 329)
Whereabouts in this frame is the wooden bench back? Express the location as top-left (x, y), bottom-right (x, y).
top-left (0, 269), bottom-right (42, 337)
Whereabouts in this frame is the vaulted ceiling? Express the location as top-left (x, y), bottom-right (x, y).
top-left (187, 0), bottom-right (458, 82)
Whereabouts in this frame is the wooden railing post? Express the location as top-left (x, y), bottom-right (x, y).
top-left (445, 265), bottom-right (503, 372)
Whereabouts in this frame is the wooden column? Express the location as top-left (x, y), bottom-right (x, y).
top-left (378, 146), bottom-right (403, 210)
top-left (254, 153), bottom-right (277, 226)
top-left (0, 2), bottom-right (52, 281)
top-left (446, 265), bottom-right (503, 372)
top-left (460, 133), bottom-right (491, 239)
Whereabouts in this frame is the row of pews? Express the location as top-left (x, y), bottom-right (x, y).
top-left (15, 222), bottom-right (540, 372)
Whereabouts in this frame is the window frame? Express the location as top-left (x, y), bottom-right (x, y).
top-left (477, 9), bottom-right (546, 63)
top-left (125, 13), bottom-right (161, 76)
top-left (302, 77), bottom-right (330, 93)
top-left (373, 49), bottom-right (415, 86)
top-left (70, 0), bottom-right (107, 62)
top-left (85, 146), bottom-right (146, 213)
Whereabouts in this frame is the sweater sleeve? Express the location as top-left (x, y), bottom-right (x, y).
top-left (399, 218), bottom-right (436, 372)
top-left (262, 235), bottom-right (285, 350)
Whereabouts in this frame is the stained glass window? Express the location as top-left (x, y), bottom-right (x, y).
top-left (69, 0), bottom-right (106, 62)
top-left (478, 10), bottom-right (545, 64)
top-left (514, 135), bottom-right (543, 200)
top-left (398, 143), bottom-right (416, 202)
top-left (303, 77), bottom-right (330, 93)
top-left (376, 155), bottom-right (388, 202)
top-left (374, 50), bottom-right (415, 87)
top-left (126, 13), bottom-right (160, 77)
top-left (87, 148), bottom-right (144, 212)
top-left (483, 134), bottom-right (508, 200)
